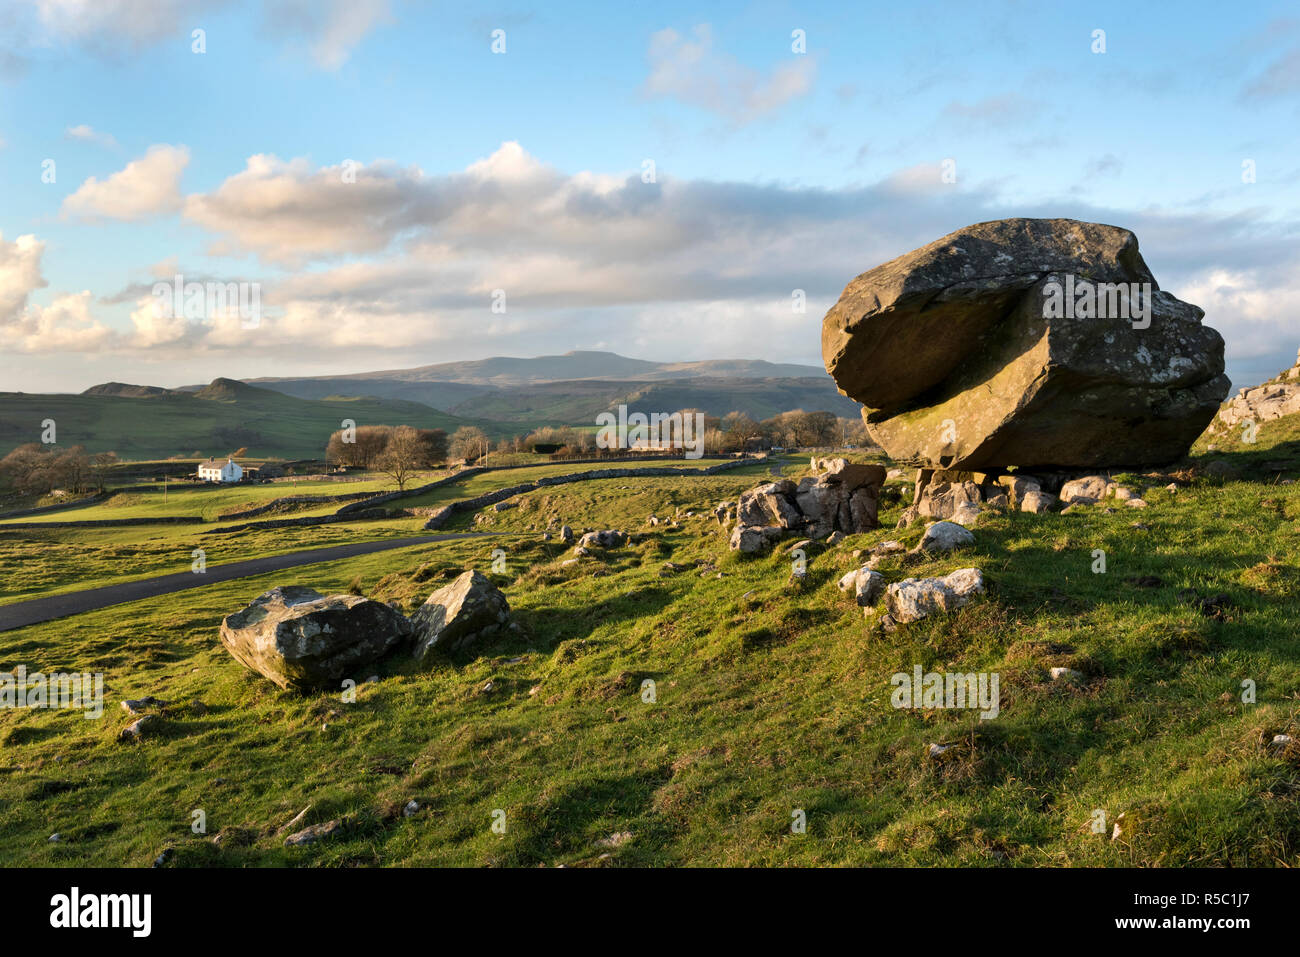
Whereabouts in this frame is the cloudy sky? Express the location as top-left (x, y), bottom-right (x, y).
top-left (1, 0), bottom-right (1298, 393)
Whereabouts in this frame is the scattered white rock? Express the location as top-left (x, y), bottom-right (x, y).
top-left (885, 568), bottom-right (985, 623)
top-left (121, 696), bottom-right (165, 716)
top-left (1049, 666), bottom-right (1083, 682)
top-left (118, 715), bottom-right (156, 742)
top-left (594, 830), bottom-right (633, 849)
top-left (916, 521), bottom-right (975, 553)
top-left (284, 819), bottom-right (344, 847)
top-left (1126, 498), bottom-right (1149, 509)
top-left (928, 743), bottom-right (952, 759)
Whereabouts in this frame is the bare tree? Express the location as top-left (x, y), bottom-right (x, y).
top-left (449, 426), bottom-right (490, 464)
top-left (375, 426), bottom-right (428, 490)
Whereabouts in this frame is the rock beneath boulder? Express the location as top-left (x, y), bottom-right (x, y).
top-left (916, 521), bottom-right (974, 554)
top-left (822, 218), bottom-right (1229, 469)
top-left (949, 503), bottom-right (981, 527)
top-left (1020, 490), bottom-right (1057, 514)
top-left (1059, 475), bottom-right (1112, 505)
top-left (411, 571), bottom-right (511, 663)
top-left (220, 586), bottom-right (412, 691)
top-left (885, 568), bottom-right (985, 624)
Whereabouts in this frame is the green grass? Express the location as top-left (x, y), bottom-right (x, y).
top-left (0, 459), bottom-right (755, 604)
top-left (1, 473), bottom-right (449, 524)
top-left (1, 449), bottom-right (1298, 867)
top-left (0, 380), bottom-right (502, 460)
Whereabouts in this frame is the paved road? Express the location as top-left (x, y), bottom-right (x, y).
top-left (0, 532), bottom-right (496, 632)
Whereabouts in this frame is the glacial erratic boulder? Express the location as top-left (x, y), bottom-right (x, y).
top-left (219, 586), bottom-right (412, 691)
top-left (822, 218), bottom-right (1229, 469)
top-left (412, 570), bottom-right (511, 663)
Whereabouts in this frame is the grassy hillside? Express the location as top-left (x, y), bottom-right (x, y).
top-left (0, 379), bottom-right (501, 459)
top-left (1, 442), bottom-right (1298, 866)
top-left (0, 459), bottom-right (739, 604)
top-left (448, 377), bottom-right (861, 423)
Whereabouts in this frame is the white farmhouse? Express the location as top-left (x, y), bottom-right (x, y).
top-left (197, 457), bottom-right (244, 483)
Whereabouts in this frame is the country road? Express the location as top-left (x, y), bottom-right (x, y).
top-left (0, 532), bottom-right (497, 632)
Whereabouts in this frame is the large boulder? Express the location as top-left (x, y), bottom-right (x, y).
top-left (219, 586), bottom-right (411, 691)
top-left (411, 570), bottom-right (511, 663)
top-left (822, 218), bottom-right (1229, 469)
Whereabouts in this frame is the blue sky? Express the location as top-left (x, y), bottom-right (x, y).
top-left (1, 0), bottom-right (1298, 392)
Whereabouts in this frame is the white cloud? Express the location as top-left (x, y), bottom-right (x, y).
top-left (65, 123), bottom-right (118, 148)
top-left (25, 0), bottom-right (225, 49)
top-left (644, 24), bottom-right (816, 122)
top-left (14, 143), bottom-right (1300, 384)
top-left (183, 153), bottom-right (433, 263)
top-left (0, 232), bottom-right (47, 322)
top-left (62, 144), bottom-right (189, 221)
top-left (265, 0), bottom-right (393, 70)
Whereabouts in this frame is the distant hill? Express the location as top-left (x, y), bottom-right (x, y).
top-left (244, 350), bottom-right (830, 394)
top-left (0, 379), bottom-right (493, 460)
top-left (237, 350), bottom-right (858, 422)
top-left (82, 382), bottom-right (183, 399)
top-left (443, 376), bottom-right (861, 423)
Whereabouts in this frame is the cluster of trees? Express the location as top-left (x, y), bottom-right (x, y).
top-left (319, 407), bottom-right (868, 490)
top-left (504, 409), bottom-right (870, 458)
top-left (325, 425), bottom-right (451, 490)
top-left (325, 425), bottom-right (443, 469)
top-left (0, 445), bottom-right (119, 498)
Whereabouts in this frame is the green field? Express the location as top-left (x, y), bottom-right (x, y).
top-left (1, 431), bottom-right (1298, 867)
top-left (0, 379), bottom-right (500, 460)
top-left (0, 459), bottom-right (749, 603)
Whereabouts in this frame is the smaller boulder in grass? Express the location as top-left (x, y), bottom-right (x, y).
top-left (838, 566), bottom-right (886, 611)
top-left (577, 529), bottom-right (626, 550)
top-left (885, 568), bottom-right (985, 624)
top-left (729, 524), bottom-right (784, 553)
top-left (220, 586), bottom-right (412, 691)
top-left (411, 570), bottom-right (511, 663)
top-left (915, 521), bottom-right (974, 554)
